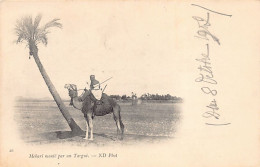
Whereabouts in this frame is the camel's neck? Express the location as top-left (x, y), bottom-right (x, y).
top-left (71, 96), bottom-right (83, 110)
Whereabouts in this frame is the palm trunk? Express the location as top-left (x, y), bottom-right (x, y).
top-left (30, 42), bottom-right (84, 135)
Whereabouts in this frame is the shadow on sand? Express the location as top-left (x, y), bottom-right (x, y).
top-left (55, 131), bottom-right (116, 141)
top-left (26, 131), bottom-right (172, 145)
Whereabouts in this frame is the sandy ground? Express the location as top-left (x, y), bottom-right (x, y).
top-left (14, 100), bottom-right (181, 147)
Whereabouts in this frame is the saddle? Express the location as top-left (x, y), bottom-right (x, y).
top-left (93, 93), bottom-right (114, 118)
top-left (80, 91), bottom-right (113, 119)
top-left (78, 89), bottom-right (103, 103)
top-left (89, 92), bottom-right (103, 104)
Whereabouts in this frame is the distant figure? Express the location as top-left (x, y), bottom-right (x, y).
top-left (90, 75), bottom-right (102, 100)
top-left (132, 92), bottom-right (137, 105)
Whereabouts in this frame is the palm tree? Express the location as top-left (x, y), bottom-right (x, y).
top-left (15, 15), bottom-right (84, 135)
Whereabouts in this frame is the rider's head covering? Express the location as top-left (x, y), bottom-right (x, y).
top-left (90, 75), bottom-right (95, 80)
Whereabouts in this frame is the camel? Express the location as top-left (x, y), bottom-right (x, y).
top-left (64, 84), bottom-right (124, 140)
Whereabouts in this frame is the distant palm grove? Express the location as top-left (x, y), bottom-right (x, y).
top-left (110, 93), bottom-right (183, 102)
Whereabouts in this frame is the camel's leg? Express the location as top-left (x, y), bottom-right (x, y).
top-left (83, 117), bottom-right (89, 140)
top-left (87, 113), bottom-right (94, 140)
top-left (113, 105), bottom-right (124, 140)
top-left (119, 119), bottom-right (124, 140)
top-left (113, 114), bottom-right (121, 139)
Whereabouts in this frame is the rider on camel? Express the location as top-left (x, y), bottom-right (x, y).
top-left (89, 75), bottom-right (103, 101)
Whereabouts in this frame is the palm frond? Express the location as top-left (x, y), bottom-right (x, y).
top-left (39, 35), bottom-right (48, 46)
top-left (36, 31), bottom-right (49, 46)
top-left (15, 15), bottom-right (62, 47)
top-left (33, 14), bottom-right (42, 30)
top-left (23, 16), bottom-right (34, 39)
top-left (35, 18), bottom-right (62, 45)
top-left (15, 19), bottom-right (30, 43)
top-left (44, 18), bottom-right (62, 29)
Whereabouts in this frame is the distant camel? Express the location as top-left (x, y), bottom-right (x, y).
top-left (64, 84), bottom-right (124, 140)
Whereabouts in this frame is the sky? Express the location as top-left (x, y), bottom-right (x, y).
top-left (1, 2), bottom-right (191, 99)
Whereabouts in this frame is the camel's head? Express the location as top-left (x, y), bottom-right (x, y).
top-left (64, 84), bottom-right (78, 98)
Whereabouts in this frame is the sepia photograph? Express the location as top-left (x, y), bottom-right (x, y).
top-left (13, 11), bottom-right (183, 145)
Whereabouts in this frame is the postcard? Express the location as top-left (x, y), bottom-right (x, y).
top-left (0, 1), bottom-right (259, 167)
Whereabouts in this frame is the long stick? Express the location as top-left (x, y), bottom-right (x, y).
top-left (100, 77), bottom-right (113, 85)
top-left (102, 84), bottom-right (107, 93)
top-left (77, 77), bottom-right (113, 91)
